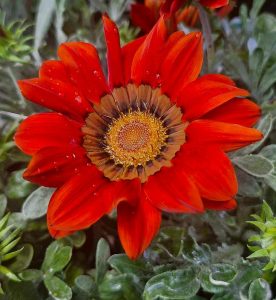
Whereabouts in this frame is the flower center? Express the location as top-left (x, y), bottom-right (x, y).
top-left (105, 111), bottom-right (167, 167)
top-left (82, 84), bottom-right (187, 182)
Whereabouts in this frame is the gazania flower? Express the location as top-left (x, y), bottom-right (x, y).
top-left (15, 15), bottom-right (262, 259)
top-left (131, 0), bottom-right (229, 34)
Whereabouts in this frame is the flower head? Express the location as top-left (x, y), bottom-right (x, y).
top-left (131, 0), bottom-right (229, 34)
top-left (15, 15), bottom-right (262, 259)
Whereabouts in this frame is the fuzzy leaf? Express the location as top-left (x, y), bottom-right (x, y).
top-left (44, 275), bottom-right (72, 300)
top-left (22, 186), bottom-right (55, 220)
top-left (143, 268), bottom-right (200, 300)
top-left (96, 238), bottom-right (110, 284)
top-left (234, 155), bottom-right (273, 177)
top-left (248, 278), bottom-right (271, 300)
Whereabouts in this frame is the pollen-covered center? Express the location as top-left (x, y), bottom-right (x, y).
top-left (82, 84), bottom-right (187, 182)
top-left (105, 112), bottom-right (167, 167)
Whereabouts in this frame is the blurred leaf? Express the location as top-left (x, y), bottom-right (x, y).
top-left (33, 0), bottom-right (56, 63)
top-left (96, 238), bottom-right (110, 284)
top-left (99, 273), bottom-right (143, 300)
top-left (0, 194), bottom-right (7, 219)
top-left (19, 269), bottom-right (43, 282)
top-left (9, 243), bottom-right (33, 273)
top-left (6, 169), bottom-right (36, 199)
top-left (75, 275), bottom-right (97, 295)
top-left (233, 155), bottom-right (273, 177)
top-left (108, 254), bottom-right (152, 278)
top-left (143, 267), bottom-right (200, 300)
top-left (64, 231), bottom-right (86, 248)
top-left (42, 241), bottom-right (72, 274)
top-left (248, 278), bottom-right (271, 300)
top-left (22, 186), bottom-right (55, 220)
top-left (236, 167), bottom-right (262, 197)
top-left (44, 275), bottom-right (72, 300)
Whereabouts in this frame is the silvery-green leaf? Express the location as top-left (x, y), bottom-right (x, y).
top-left (22, 187), bottom-right (55, 220)
top-left (248, 278), bottom-right (271, 300)
top-left (44, 275), bottom-right (72, 300)
top-left (233, 155), bottom-right (273, 177)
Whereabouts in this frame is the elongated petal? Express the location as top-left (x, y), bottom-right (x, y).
top-left (58, 42), bottom-right (109, 103)
top-left (18, 79), bottom-right (92, 121)
top-left (131, 17), bottom-right (167, 87)
top-left (39, 60), bottom-right (69, 82)
top-left (47, 166), bottom-right (113, 233)
top-left (14, 113), bottom-right (82, 155)
top-left (186, 120), bottom-right (263, 151)
top-left (202, 98), bottom-right (261, 127)
top-left (200, 0), bottom-right (229, 9)
top-left (177, 144), bottom-right (238, 201)
top-left (103, 15), bottom-right (124, 89)
top-left (178, 74), bottom-right (249, 121)
top-left (122, 36), bottom-right (146, 84)
top-left (161, 32), bottom-right (203, 99)
top-left (203, 199), bottom-right (237, 210)
top-left (117, 191), bottom-right (161, 259)
top-left (144, 166), bottom-right (204, 213)
top-left (24, 146), bottom-right (89, 187)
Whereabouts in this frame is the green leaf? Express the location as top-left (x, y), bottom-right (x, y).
top-left (96, 238), bottom-right (110, 284)
top-left (64, 231), bottom-right (86, 248)
top-left (99, 273), bottom-right (143, 300)
top-left (3, 281), bottom-right (41, 300)
top-left (260, 145), bottom-right (276, 161)
top-left (9, 243), bottom-right (34, 273)
top-left (233, 155), bottom-right (273, 177)
top-left (6, 169), bottom-right (36, 199)
top-left (200, 264), bottom-right (236, 294)
top-left (22, 186), bottom-right (55, 220)
top-left (42, 241), bottom-right (72, 274)
top-left (264, 174), bottom-right (276, 192)
top-left (247, 248), bottom-right (268, 259)
top-left (248, 278), bottom-right (271, 300)
top-left (261, 201), bottom-right (274, 221)
top-left (19, 269), bottom-right (43, 282)
top-left (235, 168), bottom-right (262, 197)
top-left (44, 275), bottom-right (72, 300)
top-left (0, 194), bottom-right (7, 218)
top-left (75, 275), bottom-right (97, 295)
top-left (0, 265), bottom-right (20, 281)
top-left (108, 254), bottom-right (152, 278)
top-left (143, 268), bottom-right (200, 300)
top-left (33, 0), bottom-right (56, 63)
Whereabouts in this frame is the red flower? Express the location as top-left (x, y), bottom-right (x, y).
top-left (15, 16), bottom-right (262, 259)
top-left (131, 0), bottom-right (228, 34)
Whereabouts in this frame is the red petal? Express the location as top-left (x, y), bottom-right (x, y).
top-left (122, 36), bottom-right (146, 84)
top-left (58, 42), bottom-right (109, 103)
top-left (14, 113), bottom-right (82, 155)
top-left (39, 60), bottom-right (69, 82)
top-left (203, 198), bottom-right (237, 210)
top-left (144, 166), bottom-right (204, 213)
top-left (117, 190), bottom-right (161, 259)
top-left (131, 17), bottom-right (167, 87)
top-left (18, 79), bottom-right (92, 121)
top-left (47, 166), bottom-right (114, 233)
top-left (202, 98), bottom-right (261, 127)
top-left (178, 74), bottom-right (249, 121)
top-left (161, 32), bottom-right (203, 99)
top-left (131, 3), bottom-right (157, 33)
top-left (200, 0), bottom-right (229, 9)
top-left (177, 144), bottom-right (238, 201)
top-left (24, 146), bottom-right (89, 187)
top-left (102, 15), bottom-right (124, 89)
top-left (48, 227), bottom-right (75, 239)
top-left (186, 120), bottom-right (263, 151)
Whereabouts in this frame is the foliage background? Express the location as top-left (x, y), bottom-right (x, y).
top-left (0, 0), bottom-right (276, 299)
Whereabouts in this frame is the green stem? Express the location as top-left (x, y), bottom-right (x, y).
top-left (5, 66), bottom-right (26, 109)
